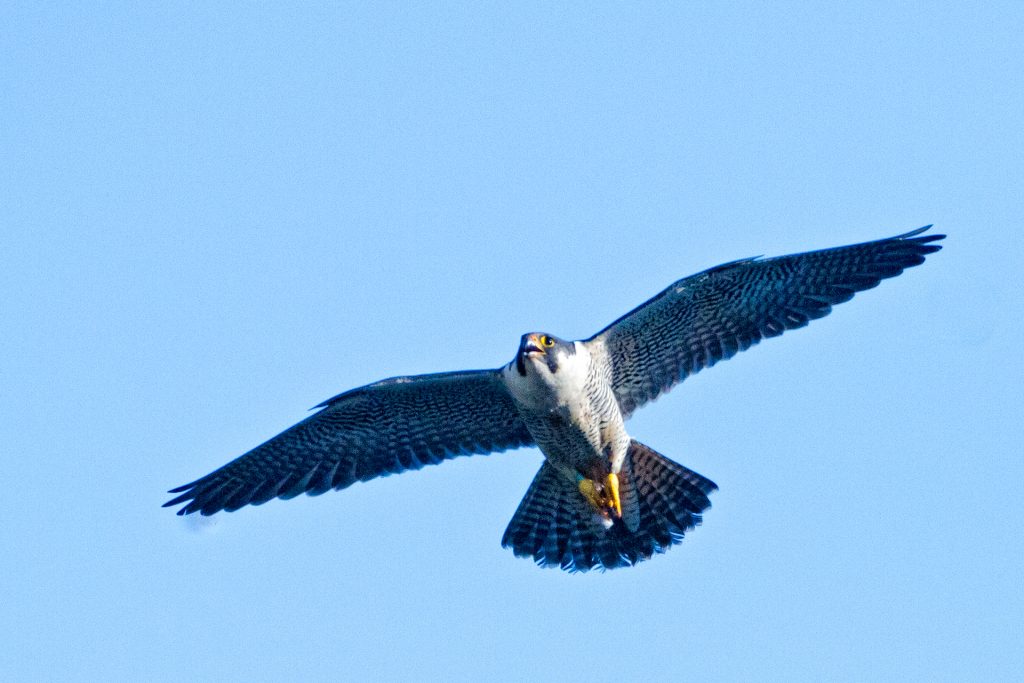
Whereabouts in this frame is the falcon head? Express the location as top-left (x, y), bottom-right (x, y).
top-left (515, 332), bottom-right (573, 376)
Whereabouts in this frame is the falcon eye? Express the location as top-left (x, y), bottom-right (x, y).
top-left (542, 335), bottom-right (555, 347)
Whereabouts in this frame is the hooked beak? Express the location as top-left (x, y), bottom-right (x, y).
top-left (521, 333), bottom-right (545, 355)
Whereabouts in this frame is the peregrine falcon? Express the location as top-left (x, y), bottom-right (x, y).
top-left (165, 227), bottom-right (943, 572)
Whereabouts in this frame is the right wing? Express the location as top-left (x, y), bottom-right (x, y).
top-left (164, 369), bottom-right (533, 515)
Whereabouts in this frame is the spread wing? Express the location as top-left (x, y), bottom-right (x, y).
top-left (587, 226), bottom-right (944, 418)
top-left (164, 369), bottom-right (533, 515)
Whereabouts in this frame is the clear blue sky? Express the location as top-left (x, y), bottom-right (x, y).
top-left (2, 3), bottom-right (1021, 681)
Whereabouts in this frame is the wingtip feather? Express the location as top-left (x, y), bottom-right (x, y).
top-left (897, 224), bottom-right (945, 245)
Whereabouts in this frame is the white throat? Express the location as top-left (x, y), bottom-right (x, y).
top-left (503, 341), bottom-right (592, 409)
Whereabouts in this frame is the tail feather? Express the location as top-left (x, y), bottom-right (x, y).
top-left (501, 440), bottom-right (717, 572)
top-left (502, 462), bottom-right (589, 569)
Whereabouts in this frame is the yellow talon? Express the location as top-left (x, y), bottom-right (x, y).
top-left (606, 472), bottom-right (622, 519)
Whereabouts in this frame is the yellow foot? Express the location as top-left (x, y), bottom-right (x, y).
top-left (605, 472), bottom-right (622, 519)
top-left (578, 477), bottom-right (604, 511)
top-left (577, 473), bottom-right (623, 519)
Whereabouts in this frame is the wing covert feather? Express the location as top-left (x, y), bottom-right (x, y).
top-left (165, 369), bottom-right (532, 515)
top-left (587, 227), bottom-right (944, 417)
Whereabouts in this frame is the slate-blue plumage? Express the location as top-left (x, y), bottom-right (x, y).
top-left (166, 227), bottom-right (943, 572)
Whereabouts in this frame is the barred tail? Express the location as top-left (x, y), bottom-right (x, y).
top-left (501, 440), bottom-right (717, 572)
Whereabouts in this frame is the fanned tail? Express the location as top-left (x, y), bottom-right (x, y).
top-left (501, 440), bottom-right (717, 572)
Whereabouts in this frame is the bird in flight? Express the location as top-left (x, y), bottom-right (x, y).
top-left (166, 227), bottom-right (943, 572)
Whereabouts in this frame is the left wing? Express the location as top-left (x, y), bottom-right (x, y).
top-left (586, 226), bottom-right (944, 418)
top-left (165, 369), bottom-right (533, 515)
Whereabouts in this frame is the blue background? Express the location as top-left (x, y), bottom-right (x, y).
top-left (3, 3), bottom-right (1021, 681)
